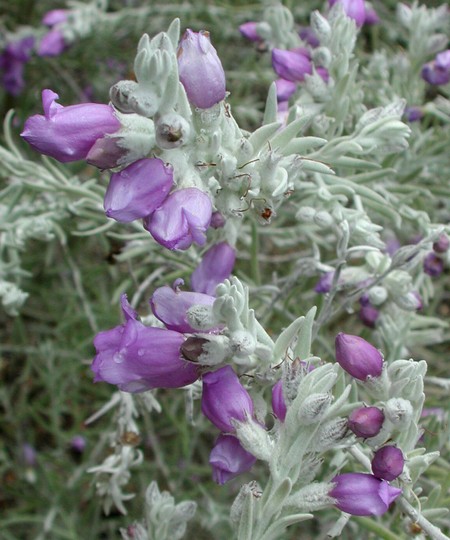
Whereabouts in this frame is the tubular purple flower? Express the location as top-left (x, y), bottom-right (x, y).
top-left (275, 78), bottom-right (297, 102)
top-left (201, 366), bottom-right (254, 432)
top-left (328, 0), bottom-right (366, 27)
top-left (335, 333), bottom-right (383, 380)
top-left (38, 30), bottom-right (67, 57)
top-left (358, 304), bottom-right (379, 328)
top-left (271, 380), bottom-right (287, 422)
top-left (21, 89), bottom-right (121, 162)
top-left (371, 446), bottom-right (404, 481)
top-left (177, 29), bottom-right (226, 109)
top-left (272, 48), bottom-right (312, 82)
top-left (422, 50), bottom-right (450, 86)
top-left (330, 473), bottom-right (402, 516)
top-left (239, 22), bottom-right (262, 42)
top-left (91, 294), bottom-right (199, 392)
top-left (191, 242), bottom-right (236, 295)
top-left (103, 158), bottom-right (173, 223)
top-left (348, 406), bottom-right (385, 438)
top-left (150, 285), bottom-right (216, 332)
top-left (210, 434), bottom-right (256, 484)
top-left (423, 253), bottom-right (444, 277)
top-left (144, 187), bottom-right (212, 250)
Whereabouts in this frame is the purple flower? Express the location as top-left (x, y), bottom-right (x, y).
top-left (348, 406), bottom-right (385, 438)
top-left (433, 233), bottom-right (449, 254)
top-left (177, 29), bottom-right (226, 109)
top-left (201, 366), bottom-right (254, 432)
top-left (271, 380), bottom-right (287, 422)
top-left (422, 50), bottom-right (450, 86)
top-left (328, 0), bottom-right (366, 27)
top-left (91, 294), bottom-right (199, 393)
top-left (239, 22), bottom-right (262, 42)
top-left (210, 434), bottom-right (256, 484)
top-left (423, 253), bottom-right (444, 277)
top-left (70, 435), bottom-right (86, 453)
top-left (314, 271), bottom-right (335, 293)
top-left (335, 333), bottom-right (383, 380)
top-left (0, 36), bottom-right (35, 96)
top-left (103, 158), bottom-right (173, 222)
top-left (191, 242), bottom-right (236, 296)
top-left (150, 285), bottom-right (216, 332)
top-left (299, 27), bottom-right (320, 48)
top-left (330, 473), bottom-right (402, 516)
top-left (359, 304), bottom-right (379, 328)
top-left (210, 211), bottom-right (226, 229)
top-left (371, 446), bottom-right (404, 481)
top-left (21, 89), bottom-right (121, 163)
top-left (364, 7), bottom-right (380, 26)
top-left (86, 136), bottom-right (125, 169)
top-left (272, 48), bottom-right (312, 83)
top-left (404, 106), bottom-right (423, 122)
top-left (38, 30), bottom-right (67, 57)
top-left (275, 78), bottom-right (297, 102)
top-left (144, 187), bottom-right (212, 250)
top-left (42, 9), bottom-right (69, 26)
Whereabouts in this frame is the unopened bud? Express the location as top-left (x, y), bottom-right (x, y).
top-left (298, 393), bottom-right (332, 425)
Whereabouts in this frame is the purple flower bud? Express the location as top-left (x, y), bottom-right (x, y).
top-left (271, 380), bottom-right (287, 422)
top-left (335, 333), bottom-right (383, 380)
top-left (70, 435), bottom-right (86, 453)
top-left (314, 271), bottom-right (335, 293)
top-left (404, 106), bottom-right (424, 122)
top-left (177, 29), bottom-right (226, 109)
top-left (371, 446), bottom-right (404, 481)
top-left (348, 406), bottom-right (385, 438)
top-left (422, 50), bottom-right (450, 86)
top-left (330, 473), bottom-right (402, 516)
top-left (328, 0), bottom-right (366, 28)
top-left (210, 211), bottom-right (226, 229)
top-left (38, 30), bottom-right (68, 57)
top-left (91, 294), bottom-right (199, 392)
top-left (209, 434), bottom-right (256, 484)
top-left (42, 9), bottom-right (69, 27)
top-left (423, 252), bottom-right (444, 277)
top-left (150, 285), bottom-right (215, 332)
top-left (103, 158), bottom-right (173, 223)
top-left (21, 89), bottom-right (121, 163)
top-left (299, 27), bottom-right (320, 48)
top-left (364, 7), bottom-right (380, 26)
top-left (433, 233), bottom-right (449, 254)
top-left (191, 242), bottom-right (236, 295)
top-left (411, 290), bottom-right (423, 311)
top-left (144, 187), bottom-right (212, 250)
top-left (272, 48), bottom-right (312, 82)
top-left (201, 366), bottom-right (254, 432)
top-left (21, 443), bottom-right (37, 466)
top-left (239, 22), bottom-right (263, 42)
top-left (0, 36), bottom-right (34, 96)
top-left (359, 304), bottom-right (379, 328)
top-left (86, 136), bottom-right (125, 169)
top-left (275, 78), bottom-right (297, 102)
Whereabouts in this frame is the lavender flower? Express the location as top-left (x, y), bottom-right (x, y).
top-left (275, 78), bottom-right (297, 102)
top-left (328, 0), bottom-right (366, 28)
top-left (239, 22), bottom-right (262, 42)
top-left (38, 9), bottom-right (69, 57)
top-left (150, 285), bottom-right (216, 332)
top-left (209, 434), bottom-right (256, 484)
top-left (86, 136), bottom-right (125, 169)
top-left (335, 333), bottom-right (383, 380)
top-left (0, 36), bottom-right (34, 96)
top-left (404, 106), bottom-right (424, 123)
top-left (371, 446), bottom-right (404, 481)
top-left (423, 253), bottom-right (444, 277)
top-left (272, 48), bottom-right (312, 83)
top-left (191, 242), bottom-right (236, 295)
top-left (21, 89), bottom-right (121, 162)
top-left (103, 158), bottom-right (173, 223)
top-left (91, 294), bottom-right (199, 393)
top-left (271, 380), bottom-right (287, 422)
top-left (433, 233), bottom-right (449, 254)
top-left (347, 406), bottom-right (385, 438)
top-left (330, 473), bottom-right (402, 516)
top-left (201, 366), bottom-right (254, 432)
top-left (421, 50), bottom-right (450, 86)
top-left (144, 188), bottom-right (212, 250)
top-left (70, 435), bottom-right (87, 453)
top-left (364, 6), bottom-right (380, 26)
top-left (359, 303), bottom-right (379, 328)
top-left (42, 9), bottom-right (69, 26)
top-left (299, 27), bottom-right (320, 48)
top-left (177, 29), bottom-right (226, 109)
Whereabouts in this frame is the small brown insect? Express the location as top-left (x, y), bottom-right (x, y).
top-left (120, 431), bottom-right (141, 446)
top-left (261, 207), bottom-right (272, 221)
top-left (409, 522), bottom-right (422, 534)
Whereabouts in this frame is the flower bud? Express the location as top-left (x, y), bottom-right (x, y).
top-left (433, 233), bottom-right (449, 254)
top-left (348, 406), bottom-right (385, 438)
top-left (422, 50), bottom-right (450, 86)
top-left (239, 22), bottom-right (263, 42)
top-left (177, 29), bottom-right (226, 109)
top-left (144, 188), bottom-right (212, 250)
top-left (314, 417), bottom-right (348, 452)
top-left (201, 366), bottom-right (254, 432)
top-left (191, 242), bottom-right (236, 296)
top-left (423, 252), bottom-right (444, 277)
top-left (298, 393), bottom-right (332, 425)
top-left (271, 380), bottom-right (287, 422)
top-left (335, 333), bottom-right (383, 381)
top-left (109, 80), bottom-right (140, 113)
top-left (359, 304), bottom-right (379, 328)
top-left (38, 30), bottom-right (67, 57)
top-left (155, 113), bottom-right (191, 149)
top-left (275, 78), bottom-right (297, 102)
top-left (328, 0), bottom-right (366, 28)
top-left (330, 473), bottom-right (402, 516)
top-left (371, 446), bottom-right (404, 481)
top-left (21, 89), bottom-right (121, 163)
top-left (209, 434), bottom-right (256, 484)
top-left (384, 398), bottom-right (413, 427)
top-left (70, 435), bottom-right (87, 453)
top-left (103, 158), bottom-right (173, 223)
top-left (271, 48), bottom-right (312, 83)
